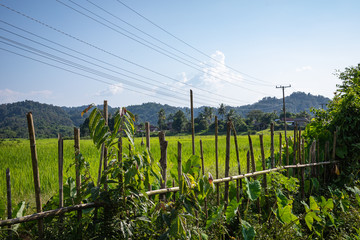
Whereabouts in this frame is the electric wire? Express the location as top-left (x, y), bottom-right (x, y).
top-left (0, 3), bottom-right (252, 104)
top-left (56, 0), bottom-right (268, 95)
top-left (0, 27), bottom-right (227, 106)
top-left (115, 0), bottom-right (274, 87)
top-left (0, 43), bottom-right (190, 106)
top-left (86, 0), bottom-right (268, 87)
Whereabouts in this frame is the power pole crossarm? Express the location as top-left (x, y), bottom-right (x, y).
top-left (276, 85), bottom-right (291, 139)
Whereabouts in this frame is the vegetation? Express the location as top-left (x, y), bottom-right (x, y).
top-left (0, 92), bottom-right (329, 138)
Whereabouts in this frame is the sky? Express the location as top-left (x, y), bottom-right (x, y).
top-left (0, 0), bottom-right (359, 109)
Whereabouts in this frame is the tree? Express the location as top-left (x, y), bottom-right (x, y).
top-left (218, 103), bottom-right (226, 120)
top-left (305, 64), bottom-right (360, 165)
top-left (157, 108), bottom-right (167, 130)
top-left (203, 107), bottom-right (214, 124)
top-left (172, 110), bottom-right (187, 132)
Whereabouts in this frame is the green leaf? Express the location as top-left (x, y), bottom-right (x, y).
top-left (277, 205), bottom-right (298, 225)
top-left (276, 189), bottom-right (289, 208)
top-left (241, 220), bottom-right (256, 240)
top-left (206, 205), bottom-right (224, 229)
top-left (245, 178), bottom-right (261, 201)
top-left (226, 198), bottom-right (240, 223)
top-left (305, 212), bottom-right (314, 230)
top-left (309, 196), bottom-right (320, 212)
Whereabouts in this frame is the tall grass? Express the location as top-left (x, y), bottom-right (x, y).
top-left (0, 132), bottom-right (282, 215)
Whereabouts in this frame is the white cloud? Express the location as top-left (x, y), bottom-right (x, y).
top-left (296, 66), bottom-right (312, 72)
top-left (0, 88), bottom-right (53, 103)
top-left (96, 83), bottom-right (123, 96)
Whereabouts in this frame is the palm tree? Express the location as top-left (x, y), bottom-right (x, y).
top-left (218, 103), bottom-right (226, 120)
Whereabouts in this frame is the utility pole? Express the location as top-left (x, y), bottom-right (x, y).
top-left (276, 85), bottom-right (291, 139)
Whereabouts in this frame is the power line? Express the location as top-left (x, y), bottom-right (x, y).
top-left (276, 84), bottom-right (291, 139)
top-left (55, 0), bottom-right (269, 95)
top-left (86, 0), bottom-right (270, 88)
top-left (0, 22), bottom-right (242, 106)
top-left (0, 3), bottom-right (252, 104)
top-left (115, 0), bottom-right (274, 87)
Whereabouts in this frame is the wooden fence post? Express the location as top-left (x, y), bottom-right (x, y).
top-left (259, 135), bottom-right (268, 196)
top-left (103, 100), bottom-right (108, 191)
top-left (145, 122), bottom-right (150, 150)
top-left (159, 131), bottom-right (168, 202)
top-left (26, 112), bottom-right (43, 239)
top-left (293, 125), bottom-right (298, 177)
top-left (248, 134), bottom-right (256, 178)
top-left (178, 142), bottom-right (182, 195)
top-left (298, 129), bottom-right (302, 179)
top-left (74, 128), bottom-right (82, 236)
top-left (332, 130), bottom-right (337, 162)
top-left (300, 138), bottom-right (305, 199)
top-left (247, 150), bottom-right (250, 174)
top-left (231, 123), bottom-right (242, 203)
top-left (215, 116), bottom-right (220, 206)
top-left (200, 140), bottom-right (208, 217)
top-left (286, 137), bottom-right (289, 177)
top-left (190, 90), bottom-right (195, 155)
top-left (224, 121), bottom-right (231, 208)
top-left (58, 134), bottom-right (64, 226)
top-left (6, 168), bottom-right (12, 235)
top-left (270, 123), bottom-right (275, 168)
top-left (279, 132), bottom-right (282, 166)
top-left (324, 141), bottom-right (329, 184)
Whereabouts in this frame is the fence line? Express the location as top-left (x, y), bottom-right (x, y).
top-left (1, 95), bottom-right (339, 236)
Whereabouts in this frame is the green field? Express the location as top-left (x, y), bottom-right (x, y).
top-left (0, 131), bottom-right (282, 214)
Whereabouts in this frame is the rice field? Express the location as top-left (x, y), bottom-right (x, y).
top-left (0, 131), bottom-right (283, 215)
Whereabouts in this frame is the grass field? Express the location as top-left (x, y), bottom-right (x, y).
top-left (0, 131), bottom-right (283, 215)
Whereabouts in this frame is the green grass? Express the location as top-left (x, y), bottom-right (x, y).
top-left (0, 132), bottom-right (283, 215)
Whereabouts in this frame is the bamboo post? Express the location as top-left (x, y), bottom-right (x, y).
top-left (301, 138), bottom-right (305, 199)
top-left (58, 134), bottom-right (64, 227)
top-left (159, 131), bottom-right (168, 202)
top-left (215, 116), bottom-right (220, 206)
top-left (178, 142), bottom-right (182, 195)
top-left (74, 128), bottom-right (82, 231)
top-left (6, 168), bottom-right (12, 233)
top-left (298, 129), bottom-right (302, 179)
top-left (200, 140), bottom-right (208, 217)
top-left (324, 141), bottom-right (329, 184)
top-left (317, 138), bottom-right (320, 176)
top-left (246, 151), bottom-right (250, 174)
top-left (293, 125), bottom-right (297, 177)
top-left (103, 100), bottom-right (108, 191)
top-left (231, 123), bottom-right (242, 202)
top-left (259, 135), bottom-right (268, 196)
top-left (190, 90), bottom-right (195, 155)
top-left (248, 134), bottom-right (256, 178)
top-left (332, 130), bottom-right (337, 161)
top-left (145, 122), bottom-right (150, 150)
top-left (270, 123), bottom-right (275, 168)
top-left (279, 132), bottom-right (282, 166)
top-left (286, 137), bottom-right (289, 177)
top-left (58, 134), bottom-right (64, 209)
top-left (26, 112), bottom-right (43, 238)
top-left (224, 121), bottom-right (231, 208)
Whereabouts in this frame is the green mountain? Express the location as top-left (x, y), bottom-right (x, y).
top-left (0, 92), bottom-right (330, 138)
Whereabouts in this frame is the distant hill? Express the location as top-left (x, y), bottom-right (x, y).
top-left (0, 92), bottom-right (331, 138)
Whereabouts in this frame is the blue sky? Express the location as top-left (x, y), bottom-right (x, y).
top-left (0, 0), bottom-right (359, 108)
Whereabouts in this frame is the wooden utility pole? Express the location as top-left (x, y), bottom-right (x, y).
top-left (276, 85), bottom-right (291, 139)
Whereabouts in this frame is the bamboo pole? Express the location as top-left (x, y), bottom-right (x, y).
top-left (190, 90), bottom-right (195, 155)
top-left (324, 141), bottom-right (329, 184)
top-left (286, 137), bottom-right (289, 177)
top-left (293, 125), bottom-right (297, 177)
top-left (74, 127), bottom-right (82, 232)
top-left (103, 100), bottom-right (108, 191)
top-left (279, 132), bottom-right (282, 166)
top-left (58, 134), bottom-right (64, 209)
top-left (297, 129), bottom-right (301, 179)
top-left (26, 112), bottom-right (43, 238)
top-left (178, 142), bottom-right (182, 195)
top-left (215, 116), bottom-right (220, 206)
top-left (224, 121), bottom-right (231, 208)
top-left (145, 122), bottom-right (150, 150)
top-left (270, 123), bottom-right (275, 168)
top-left (248, 134), bottom-right (256, 178)
top-left (247, 150), bottom-right (250, 174)
top-left (259, 135), bottom-right (268, 196)
top-left (200, 140), bottom-right (208, 217)
top-left (231, 122), bottom-right (242, 202)
top-left (6, 168), bottom-right (12, 234)
top-left (159, 131), bottom-right (168, 202)
top-left (300, 138), bottom-right (305, 199)
top-left (332, 130), bottom-right (337, 161)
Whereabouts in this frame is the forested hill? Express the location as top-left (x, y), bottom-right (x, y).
top-left (0, 92), bottom-right (330, 138)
